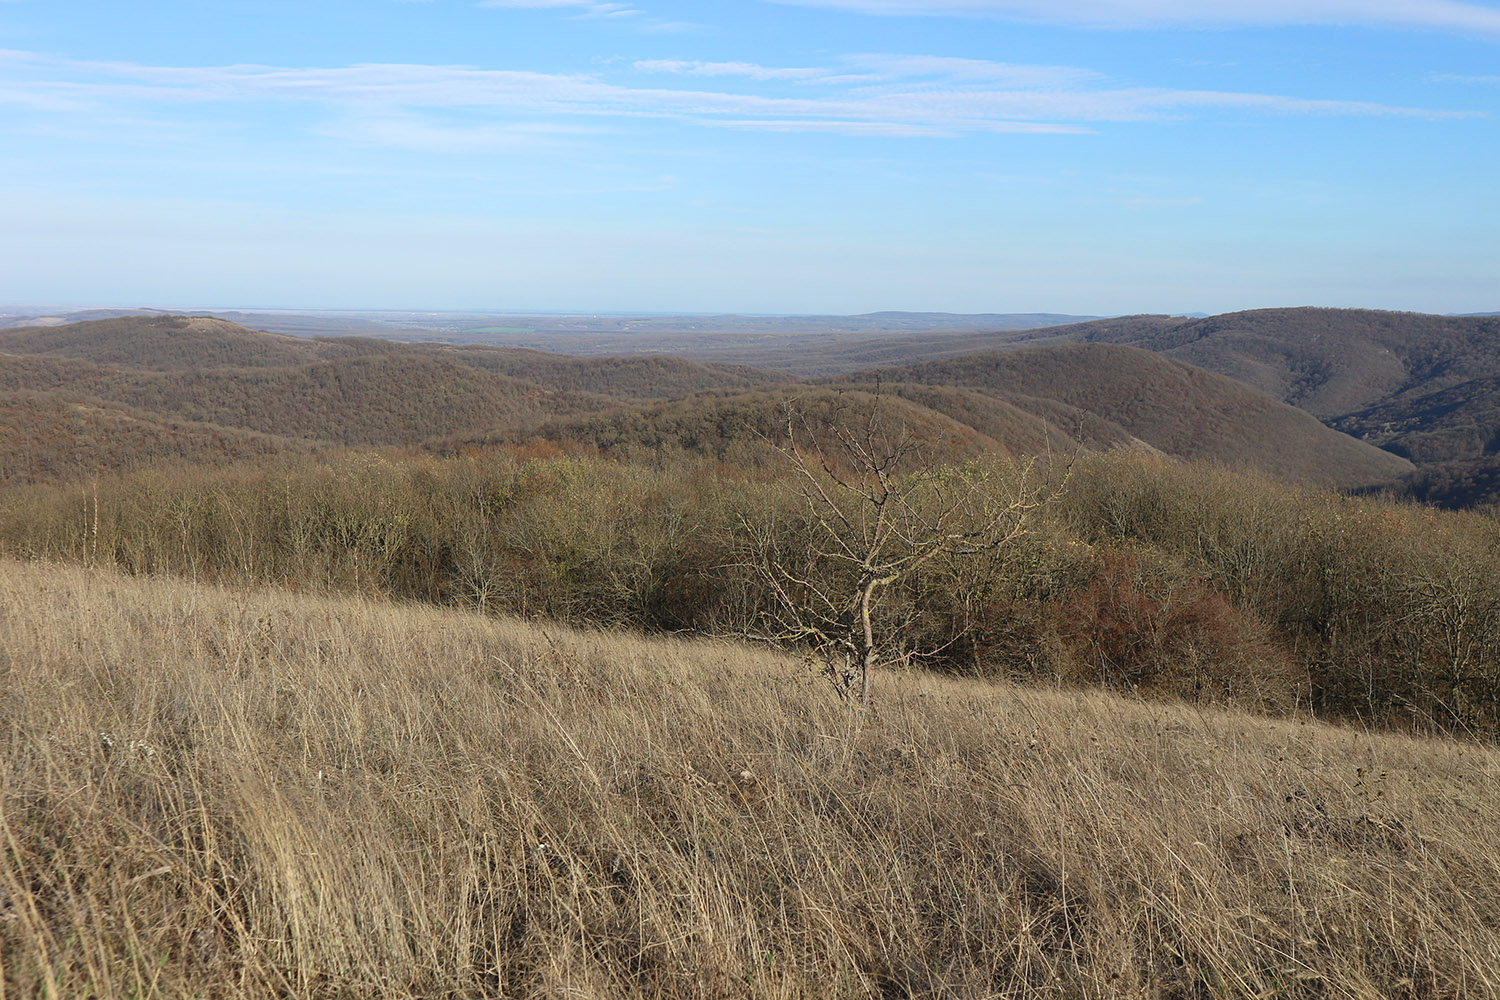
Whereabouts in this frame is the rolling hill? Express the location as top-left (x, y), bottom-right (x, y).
top-left (0, 316), bottom-right (804, 459)
top-left (670, 306), bottom-right (1498, 502)
top-left (0, 390), bottom-right (316, 486)
top-left (1050, 308), bottom-right (1500, 421)
top-left (0, 350), bottom-right (610, 448)
top-left (1033, 308), bottom-right (1500, 503)
top-left (0, 314), bottom-right (362, 370)
top-left (619, 307), bottom-right (1500, 480)
top-left (829, 343), bottom-right (1414, 489)
top-left (0, 313), bottom-right (1420, 493)
top-left (472, 341), bottom-right (1410, 493)
top-left (0, 314), bottom-right (790, 393)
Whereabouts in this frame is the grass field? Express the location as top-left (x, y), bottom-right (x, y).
top-left (2, 559), bottom-right (1498, 998)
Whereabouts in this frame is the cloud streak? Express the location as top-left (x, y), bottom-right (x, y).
top-left (0, 48), bottom-right (1476, 151)
top-left (763, 0), bottom-right (1500, 36)
top-left (475, 0), bottom-right (699, 32)
top-left (633, 59), bottom-right (832, 81)
top-left (477, 0), bottom-right (641, 16)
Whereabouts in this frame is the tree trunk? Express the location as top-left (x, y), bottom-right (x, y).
top-left (859, 581), bottom-right (877, 709)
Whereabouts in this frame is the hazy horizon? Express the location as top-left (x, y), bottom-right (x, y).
top-left (4, 302), bottom-right (1495, 322)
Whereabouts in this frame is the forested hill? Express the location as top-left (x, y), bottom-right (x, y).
top-left (1028, 308), bottom-right (1500, 504)
top-left (827, 343), bottom-right (1413, 490)
top-left (0, 315), bottom-right (794, 483)
top-left (0, 314), bottom-right (796, 399)
top-left (0, 312), bottom-right (1426, 494)
top-left (1051, 308), bottom-right (1500, 421)
top-left (0, 315), bottom-right (353, 370)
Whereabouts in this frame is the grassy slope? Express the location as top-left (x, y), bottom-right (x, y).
top-left (2, 560), bottom-right (1497, 999)
top-left (834, 343), bottom-right (1413, 489)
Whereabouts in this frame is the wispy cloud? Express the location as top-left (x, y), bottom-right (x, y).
top-left (319, 110), bottom-right (607, 152)
top-left (1432, 72), bottom-right (1500, 83)
top-left (763, 0), bottom-right (1500, 36)
top-left (704, 117), bottom-right (1087, 136)
top-left (0, 48), bottom-right (1476, 151)
top-left (1125, 194), bottom-right (1203, 209)
top-left (633, 60), bottom-right (831, 81)
top-left (848, 54), bottom-right (1102, 87)
top-left (476, 0), bottom-right (698, 31)
top-left (632, 54), bottom-right (1097, 88)
top-left (478, 0), bottom-right (642, 15)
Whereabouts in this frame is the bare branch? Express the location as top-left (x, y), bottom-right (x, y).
top-left (738, 385), bottom-right (1066, 711)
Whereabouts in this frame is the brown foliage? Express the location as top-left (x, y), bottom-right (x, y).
top-left (1, 434), bottom-right (1498, 736)
top-left (1053, 549), bottom-right (1301, 711)
top-left (828, 342), bottom-right (1413, 490)
top-left (0, 389), bottom-right (316, 486)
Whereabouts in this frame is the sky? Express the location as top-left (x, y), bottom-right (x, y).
top-left (0, 0), bottom-right (1496, 315)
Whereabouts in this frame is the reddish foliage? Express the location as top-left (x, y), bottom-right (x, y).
top-left (1057, 550), bottom-right (1299, 708)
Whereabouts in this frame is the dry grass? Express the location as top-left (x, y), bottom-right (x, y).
top-left (1, 560), bottom-right (1498, 999)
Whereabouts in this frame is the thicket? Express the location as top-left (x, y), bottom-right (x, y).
top-left (1394, 452), bottom-right (1500, 510)
top-left (1, 447), bottom-right (1497, 737)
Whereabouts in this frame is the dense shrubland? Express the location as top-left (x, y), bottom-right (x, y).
top-left (3, 444), bottom-right (1498, 737)
top-left (1059, 454), bottom-right (1500, 733)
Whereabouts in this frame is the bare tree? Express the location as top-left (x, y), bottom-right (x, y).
top-left (743, 391), bottom-right (1056, 708)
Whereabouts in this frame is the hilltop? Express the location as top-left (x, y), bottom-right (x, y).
top-left (1049, 308), bottom-right (1500, 420)
top-left (0, 314), bottom-right (363, 370)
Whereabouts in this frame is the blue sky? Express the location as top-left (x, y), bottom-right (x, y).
top-left (1, 0), bottom-right (1496, 315)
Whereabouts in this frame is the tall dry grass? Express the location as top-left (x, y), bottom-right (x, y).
top-left (2, 559), bottom-right (1498, 998)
